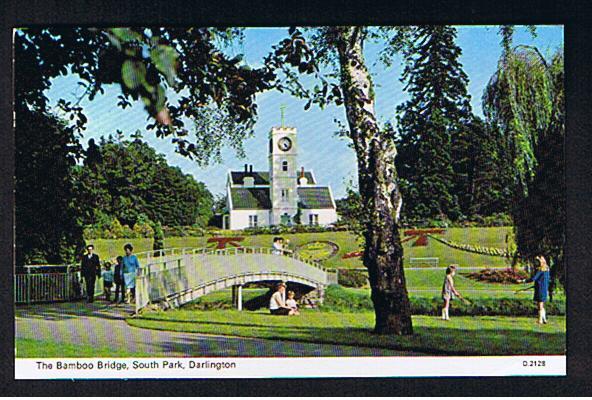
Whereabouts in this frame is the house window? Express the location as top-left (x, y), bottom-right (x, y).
top-left (309, 214), bottom-right (319, 226)
top-left (249, 215), bottom-right (258, 228)
top-left (281, 189), bottom-right (289, 202)
top-left (282, 161), bottom-right (288, 171)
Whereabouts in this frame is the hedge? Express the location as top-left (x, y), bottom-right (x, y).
top-left (320, 285), bottom-right (565, 316)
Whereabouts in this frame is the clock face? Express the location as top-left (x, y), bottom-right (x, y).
top-left (278, 137), bottom-right (292, 151)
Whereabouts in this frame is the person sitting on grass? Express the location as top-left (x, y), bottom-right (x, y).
top-left (282, 238), bottom-right (293, 255)
top-left (101, 262), bottom-right (114, 302)
top-left (441, 264), bottom-right (464, 320)
top-left (285, 290), bottom-right (300, 315)
top-left (269, 283), bottom-right (297, 316)
top-left (517, 255), bottom-right (550, 324)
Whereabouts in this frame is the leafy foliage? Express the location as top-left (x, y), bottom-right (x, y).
top-left (395, 26), bottom-right (472, 221)
top-left (483, 45), bottom-right (565, 286)
top-left (74, 137), bottom-right (214, 229)
top-left (14, 27), bottom-right (276, 163)
top-left (15, 105), bottom-right (85, 264)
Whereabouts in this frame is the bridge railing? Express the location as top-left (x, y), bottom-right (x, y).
top-left (135, 246), bottom-right (329, 313)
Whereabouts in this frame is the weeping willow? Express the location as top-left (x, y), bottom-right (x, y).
top-left (483, 46), bottom-right (560, 194)
top-left (483, 45), bottom-right (565, 289)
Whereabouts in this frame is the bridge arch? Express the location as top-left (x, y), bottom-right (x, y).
top-left (135, 247), bottom-right (337, 313)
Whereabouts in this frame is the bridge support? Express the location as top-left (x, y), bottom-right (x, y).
top-left (232, 284), bottom-right (243, 311)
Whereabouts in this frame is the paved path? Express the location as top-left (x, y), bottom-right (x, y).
top-left (16, 301), bottom-right (421, 357)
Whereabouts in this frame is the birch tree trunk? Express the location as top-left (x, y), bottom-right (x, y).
top-left (334, 27), bottom-right (413, 334)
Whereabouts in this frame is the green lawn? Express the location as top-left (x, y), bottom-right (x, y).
top-left (15, 338), bottom-right (145, 358)
top-left (128, 309), bottom-right (565, 356)
top-left (92, 227), bottom-right (513, 269)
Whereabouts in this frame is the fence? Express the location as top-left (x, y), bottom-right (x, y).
top-left (14, 265), bottom-right (104, 304)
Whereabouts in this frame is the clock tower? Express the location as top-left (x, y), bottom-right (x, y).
top-left (269, 123), bottom-right (298, 226)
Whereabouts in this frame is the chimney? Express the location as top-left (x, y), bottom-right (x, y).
top-left (244, 164), bottom-right (248, 174)
top-left (298, 167), bottom-right (308, 186)
top-left (249, 165), bottom-right (253, 173)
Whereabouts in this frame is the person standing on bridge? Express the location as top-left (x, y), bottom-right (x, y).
top-left (80, 244), bottom-right (101, 303)
top-left (122, 243), bottom-right (140, 304)
top-left (272, 237), bottom-right (283, 255)
top-left (269, 283), bottom-right (297, 316)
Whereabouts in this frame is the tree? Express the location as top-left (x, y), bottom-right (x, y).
top-left (468, 117), bottom-right (514, 217)
top-left (75, 137), bottom-right (214, 228)
top-left (266, 27), bottom-right (413, 334)
top-left (335, 185), bottom-right (366, 236)
top-left (395, 26), bottom-right (472, 222)
top-left (14, 27), bottom-right (275, 160)
top-left (15, 105), bottom-right (84, 264)
top-left (483, 44), bottom-right (565, 287)
top-left (14, 27), bottom-right (276, 263)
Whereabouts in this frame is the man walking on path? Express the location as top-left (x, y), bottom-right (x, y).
top-left (81, 244), bottom-right (101, 303)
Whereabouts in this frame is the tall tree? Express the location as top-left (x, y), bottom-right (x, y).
top-left (395, 26), bottom-right (472, 222)
top-left (267, 27), bottom-right (413, 334)
top-left (483, 44), bottom-right (565, 286)
top-left (468, 117), bottom-right (514, 217)
top-left (15, 105), bottom-right (84, 264)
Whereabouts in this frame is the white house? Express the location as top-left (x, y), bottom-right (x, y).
top-left (223, 125), bottom-right (338, 230)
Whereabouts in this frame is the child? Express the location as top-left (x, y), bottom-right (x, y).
top-left (285, 290), bottom-right (300, 315)
top-left (518, 255), bottom-right (550, 324)
top-left (113, 256), bottom-right (125, 303)
top-left (102, 262), bottom-right (114, 302)
top-left (441, 265), bottom-right (464, 320)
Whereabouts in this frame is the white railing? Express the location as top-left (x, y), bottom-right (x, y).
top-left (14, 265), bottom-right (82, 304)
top-left (135, 246), bottom-right (329, 313)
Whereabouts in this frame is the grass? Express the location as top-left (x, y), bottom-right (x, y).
top-left (128, 309), bottom-right (566, 356)
top-left (15, 337), bottom-right (144, 358)
top-left (92, 227), bottom-right (514, 269)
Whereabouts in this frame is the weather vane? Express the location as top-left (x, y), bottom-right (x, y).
top-left (280, 104), bottom-right (286, 128)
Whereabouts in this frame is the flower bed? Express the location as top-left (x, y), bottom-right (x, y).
top-left (428, 234), bottom-right (510, 258)
top-left (462, 268), bottom-right (529, 284)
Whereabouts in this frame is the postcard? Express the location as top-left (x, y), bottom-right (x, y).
top-left (13, 24), bottom-right (565, 379)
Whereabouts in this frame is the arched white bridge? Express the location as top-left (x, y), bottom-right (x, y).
top-left (134, 247), bottom-right (337, 313)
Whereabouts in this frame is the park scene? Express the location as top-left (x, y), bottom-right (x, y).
top-left (14, 25), bottom-right (565, 359)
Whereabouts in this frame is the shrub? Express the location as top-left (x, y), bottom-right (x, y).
top-left (337, 269), bottom-right (368, 288)
top-left (462, 268), bottom-right (529, 284)
top-left (320, 285), bottom-right (565, 316)
top-left (320, 285), bottom-right (374, 311)
top-left (133, 221), bottom-right (155, 238)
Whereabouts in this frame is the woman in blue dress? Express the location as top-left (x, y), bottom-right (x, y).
top-left (518, 255), bottom-right (550, 324)
top-left (122, 243), bottom-right (141, 304)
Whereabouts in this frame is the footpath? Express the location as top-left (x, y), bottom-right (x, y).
top-left (16, 301), bottom-right (418, 357)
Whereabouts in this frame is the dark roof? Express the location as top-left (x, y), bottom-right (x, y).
top-left (230, 188), bottom-right (272, 209)
top-left (230, 171), bottom-right (316, 185)
top-left (297, 187), bottom-right (334, 209)
top-left (230, 171), bottom-right (270, 185)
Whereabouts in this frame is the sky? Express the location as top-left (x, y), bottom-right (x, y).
top-left (44, 26), bottom-right (563, 199)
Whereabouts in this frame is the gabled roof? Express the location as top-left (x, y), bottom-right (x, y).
top-left (230, 188), bottom-right (272, 209)
top-left (230, 171), bottom-right (316, 185)
top-left (297, 187), bottom-right (335, 209)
